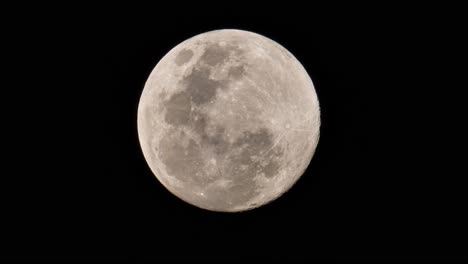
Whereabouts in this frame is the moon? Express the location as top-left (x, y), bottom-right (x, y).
top-left (138, 29), bottom-right (320, 212)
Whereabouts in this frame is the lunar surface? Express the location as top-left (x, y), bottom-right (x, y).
top-left (137, 29), bottom-right (320, 212)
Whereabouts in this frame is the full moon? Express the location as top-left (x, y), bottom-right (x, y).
top-left (138, 29), bottom-right (320, 212)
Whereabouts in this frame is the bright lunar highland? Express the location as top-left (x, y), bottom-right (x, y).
top-left (138, 29), bottom-right (320, 212)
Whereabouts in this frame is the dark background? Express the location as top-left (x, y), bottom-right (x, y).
top-left (3, 3), bottom-right (466, 261)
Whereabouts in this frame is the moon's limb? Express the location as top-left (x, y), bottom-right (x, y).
top-left (138, 29), bottom-right (320, 212)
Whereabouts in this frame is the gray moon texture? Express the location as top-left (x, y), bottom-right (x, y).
top-left (137, 29), bottom-right (320, 212)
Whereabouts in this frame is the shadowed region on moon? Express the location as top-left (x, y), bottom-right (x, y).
top-left (228, 65), bottom-right (245, 79)
top-left (174, 48), bottom-right (194, 66)
top-left (138, 30), bottom-right (320, 212)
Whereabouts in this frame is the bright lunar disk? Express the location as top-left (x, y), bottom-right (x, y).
top-left (138, 29), bottom-right (320, 212)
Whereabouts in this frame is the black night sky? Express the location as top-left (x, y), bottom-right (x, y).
top-left (3, 3), bottom-right (466, 261)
